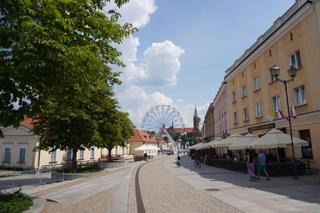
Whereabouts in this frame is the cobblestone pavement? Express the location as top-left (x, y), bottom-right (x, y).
top-left (139, 156), bottom-right (241, 213)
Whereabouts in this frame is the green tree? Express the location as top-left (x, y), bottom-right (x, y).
top-left (1, 0), bottom-right (136, 167)
top-left (98, 110), bottom-right (134, 161)
top-left (0, 0), bottom-right (135, 131)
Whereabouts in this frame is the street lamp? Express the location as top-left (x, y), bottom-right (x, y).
top-left (270, 65), bottom-right (298, 179)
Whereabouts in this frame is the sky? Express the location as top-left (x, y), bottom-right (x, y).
top-left (110, 0), bottom-right (295, 129)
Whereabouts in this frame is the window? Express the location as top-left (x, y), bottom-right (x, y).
top-left (300, 129), bottom-right (313, 159)
top-left (269, 70), bottom-right (278, 82)
top-left (232, 92), bottom-right (237, 103)
top-left (4, 147), bottom-right (11, 163)
top-left (79, 149), bottom-right (84, 160)
top-left (241, 85), bottom-right (247, 98)
top-left (255, 103), bottom-right (263, 117)
top-left (233, 112), bottom-right (238, 124)
top-left (243, 108), bottom-right (249, 121)
top-left (18, 147), bottom-right (26, 163)
top-left (50, 150), bottom-right (56, 162)
top-left (268, 49), bottom-right (272, 57)
top-left (290, 50), bottom-right (302, 69)
top-left (272, 96), bottom-right (281, 118)
top-left (67, 149), bottom-right (73, 161)
top-left (90, 148), bottom-right (94, 159)
top-left (253, 77), bottom-right (260, 91)
top-left (294, 85), bottom-right (305, 106)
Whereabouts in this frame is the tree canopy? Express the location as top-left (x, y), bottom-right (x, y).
top-left (0, 0), bottom-right (136, 166)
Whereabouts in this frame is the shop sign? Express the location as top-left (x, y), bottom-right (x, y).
top-left (248, 123), bottom-right (275, 132)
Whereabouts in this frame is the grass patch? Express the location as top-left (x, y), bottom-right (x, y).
top-left (64, 166), bottom-right (104, 173)
top-left (0, 191), bottom-right (33, 213)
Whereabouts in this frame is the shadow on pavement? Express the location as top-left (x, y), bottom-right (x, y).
top-left (176, 155), bottom-right (320, 204)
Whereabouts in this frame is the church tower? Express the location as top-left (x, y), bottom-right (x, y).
top-left (193, 107), bottom-right (201, 138)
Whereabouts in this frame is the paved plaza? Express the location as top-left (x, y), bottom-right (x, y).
top-left (21, 155), bottom-right (320, 213)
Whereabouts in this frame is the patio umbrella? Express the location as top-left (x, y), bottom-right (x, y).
top-left (228, 134), bottom-right (258, 150)
top-left (189, 143), bottom-right (202, 150)
top-left (250, 128), bottom-right (308, 149)
top-left (195, 143), bottom-right (210, 150)
top-left (135, 144), bottom-right (159, 151)
top-left (215, 134), bottom-right (243, 147)
top-left (207, 137), bottom-right (223, 148)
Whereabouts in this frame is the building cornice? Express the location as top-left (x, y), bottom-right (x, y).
top-left (224, 0), bottom-right (313, 81)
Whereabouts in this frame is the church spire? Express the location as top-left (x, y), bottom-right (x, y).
top-left (194, 106), bottom-right (199, 117)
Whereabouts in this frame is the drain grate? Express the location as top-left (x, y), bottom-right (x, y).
top-left (205, 188), bottom-right (220, 192)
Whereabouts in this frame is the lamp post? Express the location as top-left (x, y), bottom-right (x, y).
top-left (269, 65), bottom-right (298, 179)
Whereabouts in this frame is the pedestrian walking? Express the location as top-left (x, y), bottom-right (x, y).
top-left (247, 151), bottom-right (256, 181)
top-left (257, 150), bottom-right (270, 180)
top-left (176, 155), bottom-right (181, 167)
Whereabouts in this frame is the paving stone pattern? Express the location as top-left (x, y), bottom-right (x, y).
top-left (139, 157), bottom-right (241, 213)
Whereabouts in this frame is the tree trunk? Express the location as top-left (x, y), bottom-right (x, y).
top-left (72, 149), bottom-right (77, 168)
top-left (108, 148), bottom-right (112, 162)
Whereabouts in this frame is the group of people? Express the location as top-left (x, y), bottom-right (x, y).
top-left (247, 150), bottom-right (270, 181)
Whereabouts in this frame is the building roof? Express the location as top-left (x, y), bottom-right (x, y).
top-left (128, 129), bottom-right (158, 143)
top-left (20, 118), bottom-right (34, 129)
top-left (169, 127), bottom-right (193, 134)
top-left (224, 0), bottom-right (311, 78)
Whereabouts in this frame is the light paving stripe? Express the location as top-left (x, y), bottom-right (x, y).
top-left (46, 170), bottom-right (126, 205)
top-left (110, 164), bottom-right (136, 213)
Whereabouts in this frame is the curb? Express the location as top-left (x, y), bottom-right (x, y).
top-left (24, 197), bottom-right (45, 213)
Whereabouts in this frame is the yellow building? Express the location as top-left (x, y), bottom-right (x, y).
top-left (203, 103), bottom-right (215, 141)
top-left (224, 0), bottom-right (320, 169)
top-left (0, 118), bottom-right (130, 168)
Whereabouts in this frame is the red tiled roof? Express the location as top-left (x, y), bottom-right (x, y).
top-left (20, 118), bottom-right (34, 129)
top-left (128, 129), bottom-right (158, 143)
top-left (156, 138), bottom-right (167, 144)
top-left (170, 127), bottom-right (193, 134)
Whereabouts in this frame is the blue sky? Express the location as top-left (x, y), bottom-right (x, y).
top-left (114, 0), bottom-right (295, 128)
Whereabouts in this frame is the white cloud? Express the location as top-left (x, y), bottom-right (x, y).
top-left (118, 0), bottom-right (157, 28)
top-left (112, 0), bottom-right (208, 130)
top-left (117, 85), bottom-right (208, 128)
top-left (143, 41), bottom-right (185, 86)
top-left (119, 40), bottom-right (184, 86)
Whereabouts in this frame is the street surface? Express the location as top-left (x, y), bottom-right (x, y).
top-left (22, 155), bottom-right (320, 213)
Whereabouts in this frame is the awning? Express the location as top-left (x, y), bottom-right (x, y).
top-left (250, 128), bottom-right (309, 149)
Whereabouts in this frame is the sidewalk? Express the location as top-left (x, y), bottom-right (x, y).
top-left (165, 155), bottom-right (320, 213)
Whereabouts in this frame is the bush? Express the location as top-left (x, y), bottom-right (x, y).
top-left (64, 165), bottom-right (103, 173)
top-left (0, 191), bottom-right (33, 213)
top-left (207, 159), bottom-right (247, 173)
top-left (206, 158), bottom-right (306, 176)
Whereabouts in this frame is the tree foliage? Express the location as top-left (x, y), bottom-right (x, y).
top-left (0, 0), bottom-right (135, 126)
top-left (0, 0), bottom-right (136, 166)
top-left (97, 109), bottom-right (134, 161)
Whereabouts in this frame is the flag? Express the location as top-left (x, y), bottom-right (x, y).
top-left (277, 110), bottom-right (285, 119)
top-left (267, 109), bottom-right (276, 121)
top-left (292, 106), bottom-right (297, 119)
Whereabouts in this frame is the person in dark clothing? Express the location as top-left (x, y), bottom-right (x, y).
top-left (144, 153), bottom-right (147, 161)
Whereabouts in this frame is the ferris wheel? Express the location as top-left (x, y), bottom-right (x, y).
top-left (142, 105), bottom-right (185, 132)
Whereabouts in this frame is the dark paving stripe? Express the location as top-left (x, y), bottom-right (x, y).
top-left (135, 162), bottom-right (146, 213)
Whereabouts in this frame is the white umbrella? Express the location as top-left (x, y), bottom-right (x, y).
top-left (207, 137), bottom-right (223, 148)
top-left (195, 143), bottom-right (210, 150)
top-left (250, 128), bottom-right (308, 149)
top-left (135, 144), bottom-right (160, 151)
top-left (229, 134), bottom-right (258, 150)
top-left (215, 134), bottom-right (243, 147)
top-left (189, 143), bottom-right (202, 150)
